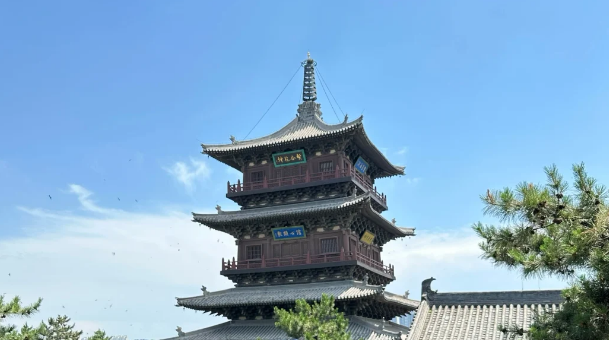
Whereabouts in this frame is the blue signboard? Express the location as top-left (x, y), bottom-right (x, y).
top-left (272, 226), bottom-right (306, 240)
top-left (354, 157), bottom-right (369, 174)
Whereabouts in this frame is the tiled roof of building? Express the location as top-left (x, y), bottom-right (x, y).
top-left (202, 115), bottom-right (363, 154)
top-left (162, 316), bottom-right (409, 340)
top-left (177, 280), bottom-right (420, 310)
top-left (201, 113), bottom-right (405, 178)
top-left (406, 278), bottom-right (564, 340)
top-left (192, 194), bottom-right (415, 238)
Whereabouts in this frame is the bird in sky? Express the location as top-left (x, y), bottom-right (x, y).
top-left (117, 197), bottom-right (120, 201)
top-left (48, 195), bottom-right (52, 200)
top-left (135, 199), bottom-right (138, 203)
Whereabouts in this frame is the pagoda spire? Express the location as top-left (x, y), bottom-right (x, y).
top-left (302, 52), bottom-right (317, 102)
top-left (297, 52), bottom-right (322, 120)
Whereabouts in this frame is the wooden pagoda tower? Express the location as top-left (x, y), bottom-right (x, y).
top-left (163, 54), bottom-right (419, 340)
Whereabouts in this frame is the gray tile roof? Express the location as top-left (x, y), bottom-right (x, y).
top-left (192, 194), bottom-right (415, 238)
top-left (177, 280), bottom-right (420, 310)
top-left (201, 114), bottom-right (404, 178)
top-left (202, 116), bottom-right (364, 154)
top-left (407, 289), bottom-right (564, 340)
top-left (162, 316), bottom-right (409, 340)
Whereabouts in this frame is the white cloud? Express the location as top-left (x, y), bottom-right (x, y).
top-left (383, 227), bottom-right (566, 297)
top-left (164, 158), bottom-right (211, 192)
top-left (396, 147), bottom-right (408, 155)
top-left (1, 186), bottom-right (567, 339)
top-left (1, 185), bottom-right (234, 339)
top-left (405, 177), bottom-right (421, 185)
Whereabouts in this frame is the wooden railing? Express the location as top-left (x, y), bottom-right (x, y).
top-left (221, 248), bottom-right (395, 276)
top-left (227, 166), bottom-right (387, 205)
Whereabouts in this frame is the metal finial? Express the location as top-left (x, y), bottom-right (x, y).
top-left (307, 51), bottom-right (311, 59)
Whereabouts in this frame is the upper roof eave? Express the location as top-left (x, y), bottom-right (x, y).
top-left (201, 114), bottom-right (405, 178)
top-left (200, 115), bottom-right (363, 153)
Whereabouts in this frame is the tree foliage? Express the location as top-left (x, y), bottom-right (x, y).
top-left (88, 329), bottom-right (112, 340)
top-left (265, 294), bottom-right (356, 340)
top-left (40, 315), bottom-right (82, 340)
top-left (0, 295), bottom-right (43, 338)
top-left (474, 163), bottom-right (609, 340)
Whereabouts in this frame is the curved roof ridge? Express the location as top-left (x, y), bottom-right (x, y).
top-left (201, 114), bottom-right (363, 151)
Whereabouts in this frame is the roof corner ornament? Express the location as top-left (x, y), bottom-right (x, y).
top-left (201, 285), bottom-right (208, 296)
top-left (343, 114), bottom-right (348, 124)
top-left (381, 317), bottom-right (386, 330)
top-left (421, 277), bottom-right (437, 300)
top-left (215, 205), bottom-right (222, 214)
top-left (397, 331), bottom-right (403, 339)
top-left (363, 273), bottom-right (369, 285)
top-left (391, 218), bottom-right (396, 225)
top-left (176, 326), bottom-right (185, 337)
top-left (229, 135), bottom-right (236, 144)
top-left (404, 290), bottom-right (409, 299)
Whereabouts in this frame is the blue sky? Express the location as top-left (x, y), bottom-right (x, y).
top-left (1, 0), bottom-right (608, 338)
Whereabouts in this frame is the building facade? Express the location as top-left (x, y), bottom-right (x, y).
top-left (162, 54), bottom-right (418, 340)
top-left (161, 54), bottom-right (564, 340)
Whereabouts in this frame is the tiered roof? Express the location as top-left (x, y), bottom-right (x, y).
top-left (177, 280), bottom-right (419, 313)
top-left (164, 316), bottom-right (409, 340)
top-left (406, 278), bottom-right (564, 340)
top-left (192, 194), bottom-right (415, 242)
top-left (201, 110), bottom-right (404, 179)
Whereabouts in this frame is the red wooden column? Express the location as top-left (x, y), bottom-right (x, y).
top-left (306, 251), bottom-right (311, 264)
top-left (261, 254), bottom-right (266, 268)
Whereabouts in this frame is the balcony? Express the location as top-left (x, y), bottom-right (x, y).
top-left (227, 167), bottom-right (387, 205)
top-left (221, 249), bottom-right (395, 277)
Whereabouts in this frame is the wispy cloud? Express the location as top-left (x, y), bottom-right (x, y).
top-left (2, 184), bottom-right (233, 339)
top-left (396, 147), bottom-right (408, 155)
top-left (164, 158), bottom-right (211, 192)
top-left (405, 177), bottom-right (421, 185)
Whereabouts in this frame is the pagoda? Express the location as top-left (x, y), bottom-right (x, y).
top-left (163, 54), bottom-right (419, 340)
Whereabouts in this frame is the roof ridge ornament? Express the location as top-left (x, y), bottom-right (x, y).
top-left (421, 277), bottom-right (437, 301)
top-left (176, 326), bottom-right (185, 337)
top-left (229, 135), bottom-right (236, 144)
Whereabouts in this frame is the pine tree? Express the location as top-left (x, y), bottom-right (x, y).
top-left (88, 329), bottom-right (111, 340)
top-left (270, 294), bottom-right (359, 340)
top-left (473, 163), bottom-right (609, 340)
top-left (40, 315), bottom-right (82, 340)
top-left (0, 295), bottom-right (43, 337)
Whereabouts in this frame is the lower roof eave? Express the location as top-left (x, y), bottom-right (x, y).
top-left (161, 316), bottom-right (410, 340)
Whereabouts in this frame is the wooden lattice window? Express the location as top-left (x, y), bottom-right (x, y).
top-left (281, 242), bottom-right (300, 257)
top-left (319, 161), bottom-right (333, 173)
top-left (251, 171), bottom-right (264, 182)
top-left (272, 244), bottom-right (281, 258)
top-left (246, 245), bottom-right (262, 260)
top-left (320, 237), bottom-right (339, 254)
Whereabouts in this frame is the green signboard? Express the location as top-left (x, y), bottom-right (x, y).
top-left (272, 149), bottom-right (307, 167)
top-left (272, 226), bottom-right (306, 240)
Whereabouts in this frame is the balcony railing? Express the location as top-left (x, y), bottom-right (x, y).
top-left (227, 166), bottom-right (387, 205)
top-left (221, 248), bottom-right (395, 277)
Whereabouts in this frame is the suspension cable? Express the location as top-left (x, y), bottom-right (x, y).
top-left (243, 64), bottom-right (303, 140)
